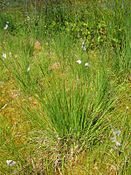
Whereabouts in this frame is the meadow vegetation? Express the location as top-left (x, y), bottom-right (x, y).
top-left (0, 0), bottom-right (131, 174)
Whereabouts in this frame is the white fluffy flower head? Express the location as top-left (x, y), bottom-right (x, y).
top-left (4, 24), bottom-right (8, 30)
top-left (2, 53), bottom-right (7, 59)
top-left (85, 62), bottom-right (89, 67)
top-left (76, 59), bottom-right (82, 64)
top-left (6, 160), bottom-right (16, 167)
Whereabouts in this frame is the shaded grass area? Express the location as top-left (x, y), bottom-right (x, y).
top-left (0, 1), bottom-right (131, 174)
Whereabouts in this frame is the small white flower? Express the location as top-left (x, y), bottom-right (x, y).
top-left (76, 60), bottom-right (82, 64)
top-left (2, 53), bottom-right (7, 59)
top-left (126, 106), bottom-right (129, 110)
top-left (6, 160), bottom-right (16, 167)
top-left (111, 129), bottom-right (121, 147)
top-left (115, 141), bottom-right (121, 147)
top-left (111, 137), bottom-right (121, 147)
top-left (4, 24), bottom-right (9, 30)
top-left (27, 65), bottom-right (30, 72)
top-left (85, 62), bottom-right (89, 67)
top-left (113, 130), bottom-right (121, 136)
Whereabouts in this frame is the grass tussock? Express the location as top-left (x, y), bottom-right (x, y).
top-left (0, 0), bottom-right (131, 174)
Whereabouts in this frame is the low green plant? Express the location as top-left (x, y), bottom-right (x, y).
top-left (0, 0), bottom-right (130, 174)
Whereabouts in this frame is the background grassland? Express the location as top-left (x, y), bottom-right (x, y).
top-left (0, 0), bottom-right (131, 174)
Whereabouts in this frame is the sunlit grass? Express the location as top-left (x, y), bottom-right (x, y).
top-left (0, 1), bottom-right (131, 174)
